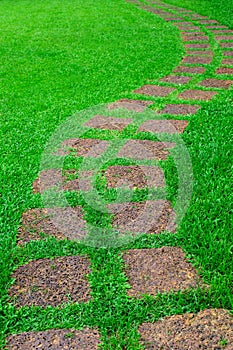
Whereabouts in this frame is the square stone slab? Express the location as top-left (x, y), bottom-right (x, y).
top-left (178, 89), bottom-right (217, 101)
top-left (216, 67), bottom-right (233, 74)
top-left (108, 98), bottom-right (153, 112)
top-left (215, 35), bottom-right (233, 41)
top-left (220, 42), bottom-right (233, 48)
top-left (182, 35), bottom-right (209, 41)
top-left (223, 51), bottom-right (233, 56)
top-left (158, 104), bottom-right (200, 115)
top-left (6, 328), bottom-right (101, 350)
top-left (199, 20), bottom-right (219, 24)
top-left (57, 138), bottom-right (109, 157)
top-left (185, 43), bottom-right (210, 49)
top-left (182, 56), bottom-right (212, 64)
top-left (117, 140), bottom-right (175, 160)
top-left (17, 207), bottom-right (87, 244)
top-left (159, 75), bottom-right (191, 84)
top-left (165, 17), bottom-right (184, 21)
top-left (186, 50), bottom-right (213, 55)
top-left (199, 78), bottom-right (233, 89)
top-left (33, 169), bottom-right (94, 193)
top-left (9, 255), bottom-right (92, 307)
top-left (206, 25), bottom-right (227, 29)
top-left (222, 58), bottom-right (233, 65)
top-left (138, 119), bottom-right (189, 134)
top-left (108, 200), bottom-right (176, 234)
top-left (122, 247), bottom-right (200, 297)
top-left (139, 309), bottom-right (233, 350)
top-left (133, 85), bottom-right (175, 97)
top-left (105, 165), bottom-right (165, 189)
top-left (83, 115), bottom-right (132, 131)
top-left (211, 29), bottom-right (233, 34)
top-left (173, 66), bottom-right (206, 74)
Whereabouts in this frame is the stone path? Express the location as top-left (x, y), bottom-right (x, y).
top-left (6, 0), bottom-right (233, 348)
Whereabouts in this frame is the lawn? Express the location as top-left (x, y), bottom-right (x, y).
top-left (0, 0), bottom-right (232, 348)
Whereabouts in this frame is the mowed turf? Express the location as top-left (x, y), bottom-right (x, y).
top-left (0, 0), bottom-right (232, 348)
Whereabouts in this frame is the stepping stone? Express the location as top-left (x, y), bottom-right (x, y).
top-left (108, 200), bottom-right (176, 234)
top-left (181, 56), bottom-right (212, 64)
top-left (122, 247), bottom-right (200, 297)
top-left (173, 66), bottom-right (206, 74)
top-left (220, 42), bottom-right (233, 48)
top-left (117, 140), bottom-right (175, 160)
top-left (199, 78), bottom-right (233, 89)
top-left (105, 165), bottom-right (165, 189)
top-left (108, 99), bottom-right (153, 112)
top-left (33, 169), bottom-right (94, 193)
top-left (17, 207), bottom-right (87, 244)
top-left (138, 119), bottom-right (189, 134)
top-left (178, 89), bottom-right (217, 101)
top-left (186, 50), bottom-right (213, 55)
top-left (211, 29), bottom-right (233, 34)
top-left (6, 328), bottom-right (101, 350)
top-left (159, 75), bottom-right (192, 84)
top-left (185, 43), bottom-right (210, 48)
top-left (206, 25), bottom-right (227, 29)
top-left (138, 309), bottom-right (233, 349)
top-left (158, 104), bottom-right (200, 115)
top-left (83, 115), bottom-right (132, 131)
top-left (222, 58), bottom-right (233, 65)
top-left (8, 255), bottom-right (91, 307)
top-left (178, 26), bottom-right (200, 31)
top-left (223, 51), bottom-right (233, 56)
top-left (189, 14), bottom-right (208, 19)
top-left (182, 35), bottom-right (209, 41)
top-left (57, 138), bottom-right (109, 157)
top-left (165, 17), bottom-right (184, 21)
top-left (215, 35), bottom-right (233, 41)
top-left (199, 19), bottom-right (219, 24)
top-left (216, 67), bottom-right (233, 74)
top-left (133, 85), bottom-right (175, 97)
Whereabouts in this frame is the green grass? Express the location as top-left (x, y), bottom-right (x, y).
top-left (0, 0), bottom-right (232, 348)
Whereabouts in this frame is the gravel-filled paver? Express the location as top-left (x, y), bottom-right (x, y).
top-left (181, 56), bottom-right (212, 64)
top-left (17, 207), bottom-right (87, 244)
top-left (182, 35), bottom-right (209, 41)
top-left (186, 50), bottom-right (213, 55)
top-left (108, 99), bottom-right (153, 112)
top-left (178, 89), bottom-right (217, 101)
top-left (57, 138), bottom-right (109, 157)
top-left (173, 66), bottom-right (206, 74)
top-left (139, 309), bottom-right (233, 349)
top-left (199, 78), bottom-right (233, 89)
top-left (138, 119), bottom-right (188, 134)
top-left (158, 104), bottom-right (200, 115)
top-left (185, 43), bottom-right (210, 49)
top-left (223, 51), bottom-right (233, 56)
top-left (83, 115), bottom-right (132, 131)
top-left (6, 328), bottom-right (101, 349)
top-left (9, 255), bottom-right (92, 307)
top-left (108, 200), bottom-right (176, 234)
top-left (216, 67), bottom-right (233, 74)
top-left (122, 247), bottom-right (200, 297)
top-left (222, 58), bottom-right (233, 65)
top-left (133, 85), bottom-right (175, 97)
top-left (215, 35), bottom-right (233, 41)
top-left (117, 140), bottom-right (175, 160)
top-left (220, 42), bottom-right (233, 48)
top-left (159, 75), bottom-right (192, 84)
top-left (105, 165), bottom-right (165, 189)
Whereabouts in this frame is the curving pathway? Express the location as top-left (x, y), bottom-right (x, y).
top-left (6, 0), bottom-right (233, 349)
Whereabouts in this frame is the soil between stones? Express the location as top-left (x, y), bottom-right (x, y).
top-left (138, 309), bottom-right (233, 350)
top-left (108, 200), bottom-right (176, 234)
top-left (9, 256), bottom-right (92, 307)
top-left (105, 165), bottom-right (165, 189)
top-left (6, 328), bottom-right (101, 350)
top-left (122, 247), bottom-right (201, 297)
